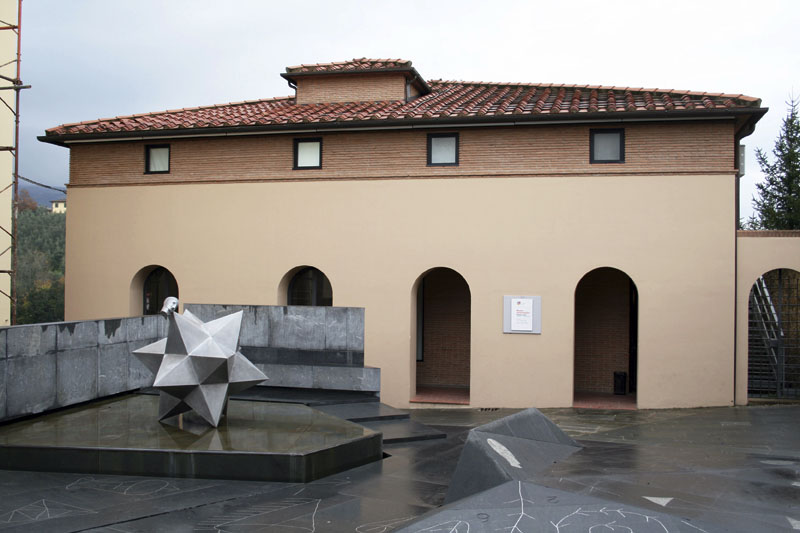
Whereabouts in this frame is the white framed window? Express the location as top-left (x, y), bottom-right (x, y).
top-left (294, 138), bottom-right (322, 169)
top-left (427, 133), bottom-right (459, 166)
top-left (145, 144), bottom-right (170, 173)
top-left (590, 129), bottom-right (625, 163)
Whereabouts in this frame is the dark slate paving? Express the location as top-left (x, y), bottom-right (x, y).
top-left (0, 405), bottom-right (798, 532)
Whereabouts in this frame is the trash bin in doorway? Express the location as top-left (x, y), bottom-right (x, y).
top-left (613, 372), bottom-right (627, 395)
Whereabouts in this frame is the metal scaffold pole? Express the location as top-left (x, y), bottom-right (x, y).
top-left (0, 0), bottom-right (30, 324)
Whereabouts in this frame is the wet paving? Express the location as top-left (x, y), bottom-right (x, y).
top-left (0, 404), bottom-right (797, 531)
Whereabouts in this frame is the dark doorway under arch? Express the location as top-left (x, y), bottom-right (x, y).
top-left (142, 267), bottom-right (178, 315)
top-left (288, 267), bottom-right (332, 306)
top-left (748, 268), bottom-right (800, 399)
top-left (574, 267), bottom-right (638, 407)
top-left (414, 268), bottom-right (471, 404)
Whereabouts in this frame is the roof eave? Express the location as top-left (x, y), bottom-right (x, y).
top-left (39, 107), bottom-right (767, 146)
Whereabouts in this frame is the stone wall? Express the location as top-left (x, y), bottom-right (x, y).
top-left (0, 315), bottom-right (167, 422)
top-left (0, 304), bottom-right (374, 423)
top-left (185, 304), bottom-right (378, 394)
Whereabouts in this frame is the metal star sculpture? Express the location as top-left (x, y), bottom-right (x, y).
top-left (133, 298), bottom-right (267, 427)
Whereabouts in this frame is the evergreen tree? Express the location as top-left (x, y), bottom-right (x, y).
top-left (15, 208), bottom-right (66, 324)
top-left (750, 97), bottom-right (800, 229)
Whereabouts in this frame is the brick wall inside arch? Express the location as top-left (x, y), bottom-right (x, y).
top-left (416, 269), bottom-right (471, 388)
top-left (574, 268), bottom-right (633, 394)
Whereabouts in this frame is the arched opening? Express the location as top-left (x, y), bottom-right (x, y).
top-left (412, 267), bottom-right (471, 405)
top-left (131, 265), bottom-right (179, 316)
top-left (748, 268), bottom-right (800, 399)
top-left (286, 266), bottom-right (332, 306)
top-left (573, 267), bottom-right (638, 409)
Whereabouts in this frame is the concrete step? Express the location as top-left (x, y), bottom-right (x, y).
top-left (228, 386), bottom-right (378, 406)
top-left (359, 418), bottom-right (446, 444)
top-left (314, 402), bottom-right (410, 422)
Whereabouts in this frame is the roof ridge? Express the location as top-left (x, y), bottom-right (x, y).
top-left (286, 58), bottom-right (413, 73)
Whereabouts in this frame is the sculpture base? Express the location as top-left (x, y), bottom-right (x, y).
top-left (0, 394), bottom-right (382, 483)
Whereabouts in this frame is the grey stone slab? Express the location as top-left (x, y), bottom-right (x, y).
top-left (0, 329), bottom-right (6, 359)
top-left (6, 352), bottom-right (56, 417)
top-left (57, 347), bottom-right (99, 406)
top-left (325, 307), bottom-right (348, 350)
top-left (6, 324), bottom-right (56, 358)
top-left (57, 320), bottom-right (99, 351)
top-left (123, 315), bottom-right (163, 342)
top-left (98, 318), bottom-right (126, 345)
top-left (313, 365), bottom-right (380, 392)
top-left (346, 307), bottom-right (365, 351)
top-left (98, 343), bottom-right (131, 397)
top-left (269, 306), bottom-right (326, 350)
top-left (257, 363), bottom-right (313, 389)
top-left (238, 305), bottom-right (268, 347)
top-left (0, 359), bottom-right (6, 419)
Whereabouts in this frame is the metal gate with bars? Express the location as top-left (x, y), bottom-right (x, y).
top-left (748, 269), bottom-right (800, 398)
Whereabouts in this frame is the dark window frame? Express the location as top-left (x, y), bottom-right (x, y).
top-left (144, 144), bottom-right (171, 174)
top-left (427, 133), bottom-right (459, 166)
top-left (293, 138), bottom-right (323, 170)
top-left (590, 128), bottom-right (625, 164)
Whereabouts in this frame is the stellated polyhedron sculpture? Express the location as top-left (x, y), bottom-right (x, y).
top-left (133, 298), bottom-right (267, 427)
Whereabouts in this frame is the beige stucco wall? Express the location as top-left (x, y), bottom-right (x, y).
top-left (0, 2), bottom-right (16, 326)
top-left (65, 172), bottom-right (737, 409)
top-left (735, 234), bottom-right (800, 404)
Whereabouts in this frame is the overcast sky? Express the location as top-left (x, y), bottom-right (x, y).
top-left (18, 0), bottom-right (800, 220)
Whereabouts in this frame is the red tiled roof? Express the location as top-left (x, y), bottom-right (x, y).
top-left (43, 77), bottom-right (764, 139)
top-left (285, 58), bottom-right (412, 74)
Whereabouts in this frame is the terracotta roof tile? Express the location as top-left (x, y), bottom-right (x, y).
top-left (286, 57), bottom-right (413, 74)
top-left (45, 76), bottom-right (764, 138)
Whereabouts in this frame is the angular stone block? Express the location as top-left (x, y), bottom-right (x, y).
top-left (346, 308), bottom-right (365, 351)
top-left (98, 343), bottom-right (131, 397)
top-left (57, 347), bottom-right (99, 406)
top-left (98, 318), bottom-right (126, 345)
top-left (7, 324), bottom-right (56, 358)
top-left (123, 315), bottom-right (162, 342)
top-left (325, 307), bottom-right (348, 351)
top-left (0, 329), bottom-right (6, 359)
top-left (57, 321), bottom-right (99, 351)
top-left (6, 353), bottom-right (56, 417)
top-left (257, 363), bottom-right (312, 388)
top-left (269, 306), bottom-right (326, 351)
top-left (445, 408), bottom-right (581, 503)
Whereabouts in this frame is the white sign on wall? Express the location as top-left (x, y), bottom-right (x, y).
top-left (503, 295), bottom-right (541, 334)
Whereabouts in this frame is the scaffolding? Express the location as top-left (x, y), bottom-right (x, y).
top-left (0, 0), bottom-right (29, 324)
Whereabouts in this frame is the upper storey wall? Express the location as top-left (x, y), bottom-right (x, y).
top-left (295, 73), bottom-right (408, 104)
top-left (68, 120), bottom-right (736, 187)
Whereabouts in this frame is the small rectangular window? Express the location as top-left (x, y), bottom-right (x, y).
top-left (145, 144), bottom-right (170, 174)
top-left (294, 138), bottom-right (322, 169)
top-left (590, 129), bottom-right (624, 163)
top-left (428, 133), bottom-right (459, 166)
